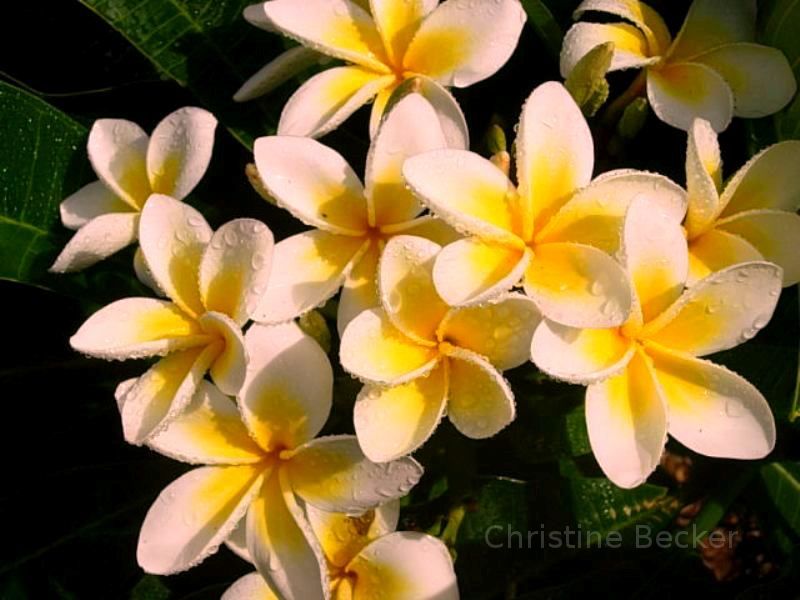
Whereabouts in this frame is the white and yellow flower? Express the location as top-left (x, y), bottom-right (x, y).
top-left (561, 0), bottom-right (797, 131)
top-left (239, 0), bottom-right (526, 139)
top-left (252, 92), bottom-right (460, 334)
top-left (70, 195), bottom-right (273, 444)
top-left (531, 196), bottom-right (780, 488)
top-left (340, 235), bottom-right (540, 462)
top-left (223, 502), bottom-right (458, 600)
top-left (403, 81), bottom-right (687, 328)
top-left (684, 118), bottom-right (800, 286)
top-left (129, 322), bottom-right (423, 600)
top-left (51, 107), bottom-right (217, 273)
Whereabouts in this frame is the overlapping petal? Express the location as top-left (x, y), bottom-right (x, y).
top-left (50, 212), bottom-right (139, 273)
top-left (59, 180), bottom-right (133, 230)
top-left (87, 118), bottom-right (150, 209)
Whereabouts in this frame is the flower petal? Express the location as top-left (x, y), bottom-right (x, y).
top-left (719, 140), bottom-right (800, 215)
top-left (694, 43), bottom-right (796, 118)
top-left (198, 311), bottom-right (248, 396)
top-left (648, 344), bottom-right (775, 459)
top-left (403, 149), bottom-right (522, 243)
top-left (439, 293), bottom-right (540, 370)
top-left (687, 228), bottom-right (762, 284)
top-left (535, 169), bottom-right (687, 253)
top-left (646, 62), bottom-right (734, 132)
top-left (338, 240), bottom-right (380, 337)
top-left (234, 47), bottom-right (322, 103)
top-left (585, 350), bottom-right (668, 489)
top-left (370, 0), bottom-right (437, 64)
top-left (340, 308), bottom-right (440, 385)
top-left (305, 500), bottom-right (399, 568)
top-left (560, 22), bottom-right (657, 78)
top-left (289, 435), bottom-right (423, 513)
top-left (148, 380), bottom-right (264, 465)
top-left (668, 0), bottom-right (755, 62)
top-left (70, 297), bottom-right (209, 360)
top-left (643, 261), bottom-right (782, 356)
top-left (146, 107), bottom-right (217, 200)
top-left (573, 0), bottom-right (672, 53)
top-left (621, 196), bottom-right (689, 323)
top-left (134, 247), bottom-right (164, 295)
top-left (346, 532), bottom-right (459, 600)
top-left (59, 180), bottom-right (133, 230)
top-left (366, 93), bottom-right (449, 227)
top-left (87, 118), bottom-right (151, 209)
top-left (403, 0), bottom-right (526, 87)
top-left (432, 239), bottom-right (529, 307)
top-left (354, 362), bottom-right (448, 462)
top-left (240, 322), bottom-right (333, 452)
top-left (246, 469), bottom-right (328, 600)
top-left (390, 214), bottom-right (461, 246)
top-left (531, 320), bottom-right (634, 384)
top-left (445, 347), bottom-right (515, 439)
top-left (199, 219), bottom-right (274, 325)
top-left (517, 81), bottom-right (594, 234)
top-left (378, 235), bottom-right (448, 343)
top-left (685, 118), bottom-right (723, 237)
top-left (254, 136), bottom-right (369, 235)
top-left (49, 212), bottom-right (139, 273)
top-left (524, 242), bottom-right (632, 328)
top-left (137, 464), bottom-right (264, 574)
top-left (251, 230), bottom-right (368, 324)
top-left (139, 194), bottom-right (213, 317)
top-left (416, 77), bottom-right (470, 149)
top-left (277, 66), bottom-right (395, 138)
top-left (261, 0), bottom-right (389, 71)
top-left (222, 573), bottom-right (279, 600)
top-left (120, 343), bottom-right (221, 444)
top-left (718, 209), bottom-right (800, 285)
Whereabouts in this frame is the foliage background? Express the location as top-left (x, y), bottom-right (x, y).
top-left (0, 1), bottom-right (798, 598)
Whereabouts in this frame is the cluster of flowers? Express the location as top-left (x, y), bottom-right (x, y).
top-left (50, 0), bottom-right (799, 598)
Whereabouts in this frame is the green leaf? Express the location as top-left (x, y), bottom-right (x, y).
top-left (130, 575), bottom-right (171, 600)
top-left (760, 0), bottom-right (800, 140)
top-left (0, 80), bottom-right (146, 303)
top-left (0, 80), bottom-right (88, 283)
top-left (760, 461), bottom-right (800, 536)
top-left (564, 42), bottom-right (613, 117)
top-left (560, 464), bottom-right (680, 543)
top-left (78, 0), bottom-right (290, 147)
top-left (520, 0), bottom-right (564, 59)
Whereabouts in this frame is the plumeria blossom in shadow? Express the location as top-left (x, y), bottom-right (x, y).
top-left (683, 118), bottom-right (800, 286)
top-left (531, 196), bottom-right (780, 489)
top-left (403, 81), bottom-right (686, 328)
top-left (70, 195), bottom-right (273, 444)
top-left (340, 235), bottom-right (540, 462)
top-left (238, 0), bottom-right (525, 140)
top-left (127, 322), bottom-right (424, 598)
top-left (252, 93), bottom-right (461, 335)
top-left (561, 0), bottom-right (797, 131)
top-left (51, 107), bottom-right (217, 273)
top-left (223, 500), bottom-right (459, 599)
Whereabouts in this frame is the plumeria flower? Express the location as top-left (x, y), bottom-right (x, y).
top-left (223, 501), bottom-right (458, 600)
top-left (684, 118), bottom-right (800, 286)
top-left (403, 81), bottom-right (685, 328)
top-left (128, 322), bottom-right (423, 600)
top-left (50, 107), bottom-right (217, 273)
top-left (560, 0), bottom-right (797, 131)
top-left (253, 92), bottom-right (461, 334)
top-left (239, 0), bottom-right (526, 139)
top-left (531, 196), bottom-right (780, 489)
top-left (70, 195), bottom-right (273, 444)
top-left (340, 235), bottom-right (540, 462)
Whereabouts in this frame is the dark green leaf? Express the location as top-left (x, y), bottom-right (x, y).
top-left (0, 80), bottom-right (147, 303)
top-left (78, 0), bottom-right (290, 147)
top-left (760, 461), bottom-right (800, 535)
top-left (760, 0), bottom-right (800, 140)
top-left (520, 0), bottom-right (564, 59)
